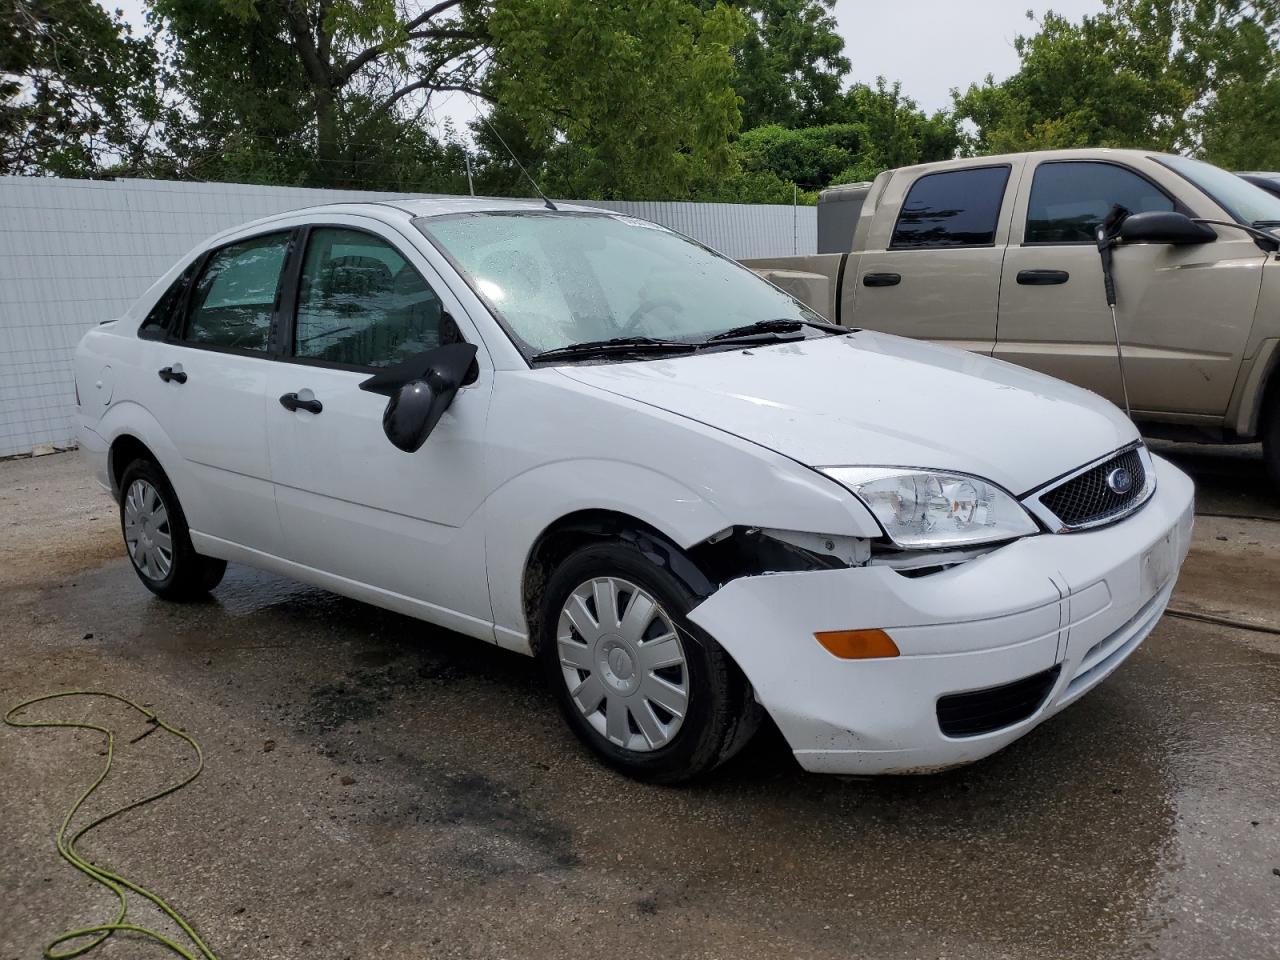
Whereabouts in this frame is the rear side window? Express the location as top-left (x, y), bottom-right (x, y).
top-left (890, 167), bottom-right (1010, 249)
top-left (1026, 162), bottom-right (1174, 244)
top-left (184, 232), bottom-right (291, 352)
top-left (292, 227), bottom-right (458, 368)
top-left (138, 264), bottom-right (194, 339)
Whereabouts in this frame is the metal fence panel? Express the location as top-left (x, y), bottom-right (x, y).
top-left (0, 176), bottom-right (814, 457)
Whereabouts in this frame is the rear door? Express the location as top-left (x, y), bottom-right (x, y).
top-left (262, 220), bottom-right (495, 637)
top-left (996, 158), bottom-right (1265, 416)
top-left (847, 162), bottom-right (1021, 354)
top-left (145, 230), bottom-right (292, 555)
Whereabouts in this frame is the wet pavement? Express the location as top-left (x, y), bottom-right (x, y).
top-left (1, 445), bottom-right (1277, 960)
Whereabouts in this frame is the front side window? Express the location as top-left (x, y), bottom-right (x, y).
top-left (418, 212), bottom-right (826, 355)
top-left (1026, 162), bottom-right (1174, 244)
top-left (890, 166), bottom-right (1011, 249)
top-left (293, 228), bottom-right (456, 368)
top-left (185, 232), bottom-right (291, 352)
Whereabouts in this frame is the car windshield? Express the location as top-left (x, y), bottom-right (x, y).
top-left (416, 211), bottom-right (828, 357)
top-left (1158, 154), bottom-right (1280, 225)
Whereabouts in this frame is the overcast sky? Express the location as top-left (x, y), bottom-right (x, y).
top-left (102, 0), bottom-right (1108, 130)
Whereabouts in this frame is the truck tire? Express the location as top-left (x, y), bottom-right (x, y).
top-left (1265, 387), bottom-right (1280, 495)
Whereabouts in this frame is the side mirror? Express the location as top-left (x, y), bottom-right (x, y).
top-left (359, 342), bottom-right (479, 453)
top-left (1119, 211), bottom-right (1217, 245)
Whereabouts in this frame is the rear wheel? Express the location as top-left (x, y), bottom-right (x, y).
top-left (538, 540), bottom-right (759, 783)
top-left (118, 459), bottom-right (225, 600)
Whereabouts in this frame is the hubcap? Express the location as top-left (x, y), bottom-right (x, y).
top-left (123, 479), bottom-right (173, 581)
top-left (557, 577), bottom-right (689, 752)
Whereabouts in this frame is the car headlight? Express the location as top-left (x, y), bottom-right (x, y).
top-left (820, 467), bottom-right (1038, 549)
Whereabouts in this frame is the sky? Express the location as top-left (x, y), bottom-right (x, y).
top-left (101, 0), bottom-right (1108, 132)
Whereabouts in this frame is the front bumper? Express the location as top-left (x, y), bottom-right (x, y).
top-left (687, 455), bottom-right (1194, 775)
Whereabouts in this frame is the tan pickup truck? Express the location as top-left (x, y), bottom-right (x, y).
top-left (746, 148), bottom-right (1280, 489)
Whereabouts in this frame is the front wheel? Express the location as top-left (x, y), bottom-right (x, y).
top-left (538, 540), bottom-right (759, 783)
top-left (119, 459), bottom-right (226, 600)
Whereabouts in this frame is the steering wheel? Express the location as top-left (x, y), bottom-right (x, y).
top-left (619, 297), bottom-right (684, 336)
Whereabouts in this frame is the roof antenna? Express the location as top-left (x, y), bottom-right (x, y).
top-left (469, 98), bottom-right (557, 210)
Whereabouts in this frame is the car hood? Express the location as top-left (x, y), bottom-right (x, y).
top-left (555, 331), bottom-right (1138, 496)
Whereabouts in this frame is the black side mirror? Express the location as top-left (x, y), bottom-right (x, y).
top-left (359, 342), bottom-right (479, 453)
top-left (1119, 211), bottom-right (1217, 245)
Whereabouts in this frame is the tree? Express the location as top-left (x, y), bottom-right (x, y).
top-left (835, 79), bottom-right (961, 182)
top-left (151, 0), bottom-right (490, 188)
top-left (483, 0), bottom-right (746, 199)
top-left (953, 5), bottom-right (1191, 155)
top-left (712, 0), bottom-right (850, 129)
top-left (0, 0), bottom-right (171, 176)
top-left (952, 0), bottom-right (1280, 170)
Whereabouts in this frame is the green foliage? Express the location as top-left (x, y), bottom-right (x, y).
top-left (485, 0), bottom-right (746, 199)
top-left (714, 0), bottom-right (850, 129)
top-left (0, 0), bottom-right (172, 176)
top-left (953, 1), bottom-right (1280, 170)
top-left (715, 81), bottom-right (962, 199)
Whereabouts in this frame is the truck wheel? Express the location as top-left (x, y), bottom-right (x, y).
top-left (119, 459), bottom-right (226, 600)
top-left (538, 540), bottom-right (760, 783)
top-left (1266, 388), bottom-right (1280, 495)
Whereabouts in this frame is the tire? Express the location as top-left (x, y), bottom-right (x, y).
top-left (118, 459), bottom-right (226, 600)
top-left (537, 540), bottom-right (760, 783)
top-left (1265, 386), bottom-right (1280, 495)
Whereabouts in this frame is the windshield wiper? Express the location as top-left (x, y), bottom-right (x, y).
top-left (701, 317), bottom-right (849, 346)
top-left (531, 336), bottom-right (697, 364)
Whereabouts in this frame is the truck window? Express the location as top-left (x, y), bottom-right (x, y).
top-left (890, 166), bottom-right (1010, 249)
top-left (1026, 162), bottom-right (1174, 244)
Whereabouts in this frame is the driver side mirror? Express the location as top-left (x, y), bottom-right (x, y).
top-left (359, 342), bottom-right (479, 453)
top-left (1119, 211), bottom-right (1217, 245)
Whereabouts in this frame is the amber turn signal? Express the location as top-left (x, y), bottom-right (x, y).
top-left (813, 628), bottom-right (900, 660)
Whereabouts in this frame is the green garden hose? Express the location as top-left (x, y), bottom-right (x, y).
top-left (3, 691), bottom-right (219, 960)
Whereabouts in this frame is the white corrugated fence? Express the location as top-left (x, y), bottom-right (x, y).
top-left (0, 176), bottom-right (815, 457)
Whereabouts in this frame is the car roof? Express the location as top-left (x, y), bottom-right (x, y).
top-left (205, 196), bottom-right (610, 246)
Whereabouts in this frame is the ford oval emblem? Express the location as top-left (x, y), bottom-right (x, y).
top-left (1106, 467), bottom-right (1133, 495)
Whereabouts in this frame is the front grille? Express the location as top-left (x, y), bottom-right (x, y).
top-left (1038, 446), bottom-right (1147, 530)
top-left (936, 665), bottom-right (1061, 738)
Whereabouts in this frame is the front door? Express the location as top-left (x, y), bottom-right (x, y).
top-left (144, 230), bottom-right (293, 556)
top-left (996, 159), bottom-right (1266, 418)
top-left (846, 162), bottom-right (1021, 354)
top-left (263, 221), bottom-right (495, 638)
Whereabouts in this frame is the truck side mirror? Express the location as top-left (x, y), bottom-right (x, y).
top-left (1119, 211), bottom-right (1217, 245)
top-left (359, 342), bottom-right (479, 453)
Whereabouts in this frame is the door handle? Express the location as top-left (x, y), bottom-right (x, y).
top-left (157, 365), bottom-right (187, 384)
top-left (863, 272), bottom-right (901, 287)
top-left (279, 392), bottom-right (323, 414)
top-left (1016, 269), bottom-right (1070, 285)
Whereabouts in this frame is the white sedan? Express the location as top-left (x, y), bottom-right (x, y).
top-left (74, 199), bottom-right (1194, 781)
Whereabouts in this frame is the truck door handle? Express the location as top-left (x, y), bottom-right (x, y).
top-left (1016, 269), bottom-right (1070, 285)
top-left (157, 365), bottom-right (187, 384)
top-left (863, 272), bottom-right (901, 287)
top-left (279, 392), bottom-right (323, 414)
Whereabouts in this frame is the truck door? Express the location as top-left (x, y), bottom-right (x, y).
top-left (847, 162), bottom-right (1020, 355)
top-left (995, 158), bottom-right (1264, 418)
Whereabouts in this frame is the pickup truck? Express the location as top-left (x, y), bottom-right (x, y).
top-left (745, 148), bottom-right (1280, 489)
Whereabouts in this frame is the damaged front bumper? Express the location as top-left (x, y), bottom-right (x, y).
top-left (687, 455), bottom-right (1195, 775)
